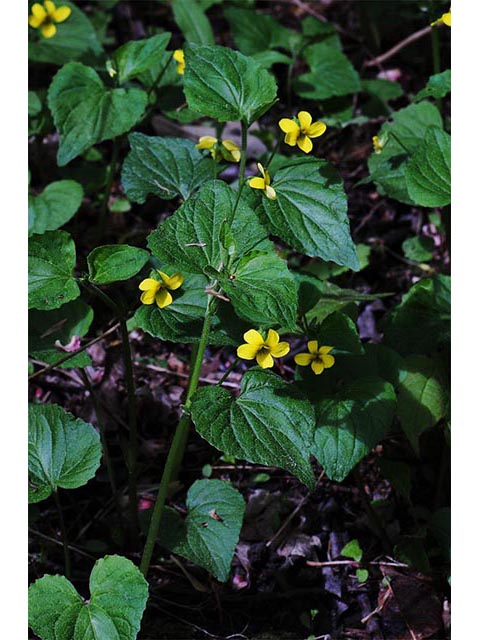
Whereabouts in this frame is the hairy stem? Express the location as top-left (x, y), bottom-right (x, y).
top-left (140, 298), bottom-right (217, 576)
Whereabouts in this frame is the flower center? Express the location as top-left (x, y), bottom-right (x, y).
top-left (259, 346), bottom-right (271, 355)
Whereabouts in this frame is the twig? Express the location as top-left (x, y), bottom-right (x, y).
top-left (29, 528), bottom-right (97, 561)
top-left (138, 362), bottom-right (240, 388)
top-left (28, 323), bottom-right (120, 381)
top-left (306, 559), bottom-right (409, 568)
top-left (364, 25), bottom-right (431, 68)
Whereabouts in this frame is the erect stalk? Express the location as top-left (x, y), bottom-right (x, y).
top-left (53, 490), bottom-right (71, 579)
top-left (264, 138), bottom-right (281, 171)
top-left (231, 120), bottom-right (249, 222)
top-left (140, 297), bottom-right (218, 577)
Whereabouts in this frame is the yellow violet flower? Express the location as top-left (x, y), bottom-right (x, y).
top-left (196, 136), bottom-right (241, 163)
top-left (372, 135), bottom-right (384, 154)
top-left (279, 111), bottom-right (327, 154)
top-left (294, 341), bottom-right (335, 375)
top-left (248, 163), bottom-right (276, 200)
top-left (431, 7), bottom-right (451, 27)
top-left (237, 329), bottom-right (290, 369)
top-left (139, 271), bottom-right (184, 309)
top-left (28, 1), bottom-right (72, 39)
top-left (173, 49), bottom-right (185, 75)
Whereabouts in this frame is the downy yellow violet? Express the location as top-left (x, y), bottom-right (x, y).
top-left (248, 163), bottom-right (276, 200)
top-left (294, 342), bottom-right (335, 375)
top-left (173, 50), bottom-right (185, 75)
top-left (28, 1), bottom-right (72, 38)
top-left (196, 136), bottom-right (241, 163)
top-left (139, 271), bottom-right (184, 309)
top-left (237, 329), bottom-right (290, 369)
top-left (279, 111), bottom-right (327, 154)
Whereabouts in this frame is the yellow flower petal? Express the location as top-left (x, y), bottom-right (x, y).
top-left (243, 329), bottom-right (264, 346)
top-left (294, 353), bottom-right (314, 367)
top-left (29, 14), bottom-right (43, 27)
top-left (307, 121), bottom-right (327, 138)
top-left (284, 130), bottom-right (299, 146)
top-left (442, 10), bottom-right (451, 26)
top-left (256, 351), bottom-right (274, 369)
top-left (319, 346), bottom-right (333, 354)
top-left (139, 278), bottom-right (160, 291)
top-left (298, 111), bottom-right (313, 130)
top-left (196, 136), bottom-right (217, 150)
top-left (222, 139), bottom-right (241, 162)
top-left (249, 177), bottom-right (266, 190)
top-left (41, 22), bottom-right (57, 37)
top-left (159, 271), bottom-right (183, 290)
top-left (44, 1), bottom-right (57, 17)
top-left (297, 134), bottom-right (313, 154)
top-left (279, 118), bottom-right (299, 134)
top-left (307, 340), bottom-right (319, 354)
top-left (155, 288), bottom-right (173, 308)
top-left (271, 341), bottom-right (290, 358)
top-left (265, 185), bottom-right (277, 200)
top-left (31, 3), bottom-right (47, 20)
top-left (322, 354), bottom-right (335, 368)
top-left (257, 162), bottom-right (266, 178)
top-left (237, 343), bottom-right (260, 360)
top-left (53, 5), bottom-right (71, 22)
top-left (140, 289), bottom-right (157, 305)
top-left (311, 360), bottom-right (325, 375)
top-left (265, 329), bottom-right (280, 348)
top-left (173, 49), bottom-right (184, 63)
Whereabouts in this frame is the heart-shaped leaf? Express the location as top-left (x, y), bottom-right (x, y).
top-left (191, 369), bottom-right (316, 488)
top-left (295, 42), bottom-right (361, 99)
top-left (147, 180), bottom-right (269, 274)
top-left (184, 44), bottom-right (277, 123)
top-left (28, 555), bottom-right (148, 640)
top-left (255, 158), bottom-right (359, 270)
top-left (29, 180), bottom-right (83, 236)
top-left (87, 245), bottom-right (150, 284)
top-left (28, 403), bottom-right (102, 503)
top-left (311, 378), bottom-right (396, 481)
top-left (172, 0), bottom-right (215, 45)
top-left (405, 126), bottom-right (451, 207)
top-left (29, 230), bottom-right (80, 310)
top-left (48, 62), bottom-right (148, 166)
top-left (113, 33), bottom-right (171, 84)
top-left (158, 479), bottom-right (245, 582)
top-left (122, 133), bottom-right (215, 203)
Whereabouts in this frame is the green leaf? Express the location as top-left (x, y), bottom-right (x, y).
top-left (378, 458), bottom-right (412, 499)
top-left (191, 369), bottom-right (316, 488)
top-left (172, 0), bottom-right (215, 45)
top-left (295, 43), bottom-right (361, 100)
top-left (382, 275), bottom-right (450, 357)
top-left (158, 479), bottom-right (245, 581)
top-left (301, 17), bottom-right (342, 50)
top-left (29, 300), bottom-right (94, 369)
top-left (113, 33), bottom-right (171, 84)
top-left (402, 236), bottom-right (434, 262)
top-left (341, 539), bottom-right (363, 562)
top-left (316, 312), bottom-right (364, 355)
top-left (312, 378), bottom-right (396, 481)
top-left (251, 50), bottom-right (293, 68)
top-left (48, 62), bottom-right (148, 166)
top-left (133, 272), bottom-right (247, 345)
top-left (405, 127), bottom-right (451, 207)
top-left (29, 230), bottom-right (80, 310)
top-left (415, 70), bottom-right (451, 102)
top-left (87, 245), bottom-right (150, 284)
top-left (361, 79), bottom-right (403, 103)
top-left (255, 158), bottom-right (358, 269)
top-left (304, 244), bottom-right (370, 280)
top-left (183, 44), bottom-right (278, 123)
top-left (122, 133), bottom-right (215, 203)
top-left (356, 569), bottom-right (369, 583)
top-left (28, 403), bottom-right (101, 503)
top-left (221, 251), bottom-right (298, 330)
top-left (397, 355), bottom-right (448, 454)
top-left (28, 1), bottom-right (103, 66)
top-left (368, 102), bottom-right (442, 204)
top-left (28, 555), bottom-right (149, 640)
top-left (29, 180), bottom-right (83, 236)
top-left (147, 180), bottom-right (268, 274)
top-left (224, 6), bottom-right (298, 55)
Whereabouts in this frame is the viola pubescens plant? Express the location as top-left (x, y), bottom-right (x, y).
top-left (28, 3), bottom-right (451, 638)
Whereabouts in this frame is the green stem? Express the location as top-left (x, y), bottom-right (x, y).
top-left (99, 137), bottom-right (120, 232)
top-left (54, 490), bottom-right (71, 579)
top-left (216, 357), bottom-right (239, 386)
top-left (264, 138), bottom-right (281, 170)
top-left (231, 121), bottom-right (248, 222)
top-left (388, 131), bottom-right (413, 156)
top-left (147, 52), bottom-right (174, 102)
top-left (140, 297), bottom-right (217, 577)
